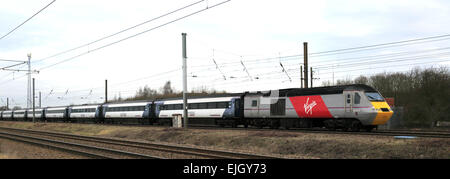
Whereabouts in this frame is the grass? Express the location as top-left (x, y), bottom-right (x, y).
top-left (0, 141), bottom-right (18, 159)
top-left (0, 121), bottom-right (448, 159)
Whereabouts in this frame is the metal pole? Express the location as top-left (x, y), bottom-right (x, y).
top-left (105, 79), bottom-right (108, 103)
top-left (6, 98), bottom-right (8, 110)
top-left (300, 65), bottom-right (303, 88)
top-left (303, 42), bottom-right (308, 88)
top-left (182, 33), bottom-right (188, 128)
top-left (32, 78), bottom-right (35, 123)
top-left (310, 67), bottom-right (313, 88)
top-left (39, 91), bottom-right (41, 108)
top-left (27, 53), bottom-right (31, 108)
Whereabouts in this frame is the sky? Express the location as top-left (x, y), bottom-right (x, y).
top-left (0, 0), bottom-right (449, 108)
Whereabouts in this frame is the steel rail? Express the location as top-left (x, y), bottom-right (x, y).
top-left (0, 129), bottom-right (163, 159)
top-left (0, 126), bottom-right (280, 159)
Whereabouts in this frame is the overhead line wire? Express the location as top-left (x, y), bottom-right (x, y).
top-left (0, 0), bottom-right (56, 40)
top-left (32, 0), bottom-right (206, 64)
top-left (37, 0), bottom-right (231, 71)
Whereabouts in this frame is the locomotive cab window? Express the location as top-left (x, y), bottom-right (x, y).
top-left (365, 92), bottom-right (385, 101)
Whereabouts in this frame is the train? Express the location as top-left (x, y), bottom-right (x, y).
top-left (0, 84), bottom-right (394, 132)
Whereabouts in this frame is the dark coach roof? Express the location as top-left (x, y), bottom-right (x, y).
top-left (245, 84), bottom-right (378, 97)
top-left (155, 93), bottom-right (243, 101)
top-left (282, 84), bottom-right (378, 96)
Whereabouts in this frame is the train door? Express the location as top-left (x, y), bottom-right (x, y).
top-left (245, 95), bottom-right (260, 118)
top-left (344, 91), bottom-right (353, 116)
top-left (234, 99), bottom-right (242, 118)
top-left (352, 91), bottom-right (362, 111)
top-left (96, 106), bottom-right (104, 123)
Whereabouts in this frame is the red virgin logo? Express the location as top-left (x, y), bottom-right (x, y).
top-left (304, 97), bottom-right (317, 115)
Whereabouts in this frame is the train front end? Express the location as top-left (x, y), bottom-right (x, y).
top-left (365, 92), bottom-right (394, 126)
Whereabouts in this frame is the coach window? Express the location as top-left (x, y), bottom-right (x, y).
top-left (347, 94), bottom-right (351, 104)
top-left (198, 103), bottom-right (207, 109)
top-left (175, 104), bottom-right (183, 110)
top-left (217, 102), bottom-right (227, 109)
top-left (252, 100), bottom-right (258, 107)
top-left (354, 93), bottom-right (361, 104)
top-left (167, 104), bottom-right (174, 110)
top-left (189, 103), bottom-right (199, 109)
top-left (207, 102), bottom-right (217, 109)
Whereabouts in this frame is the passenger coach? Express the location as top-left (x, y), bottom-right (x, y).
top-left (2, 110), bottom-right (13, 120)
top-left (26, 108), bottom-right (45, 121)
top-left (156, 95), bottom-right (243, 127)
top-left (45, 107), bottom-right (69, 122)
top-left (13, 109), bottom-right (27, 121)
top-left (69, 104), bottom-right (102, 123)
top-left (102, 101), bottom-right (153, 124)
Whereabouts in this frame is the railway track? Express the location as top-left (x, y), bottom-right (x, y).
top-left (372, 130), bottom-right (450, 138)
top-left (3, 120), bottom-right (450, 138)
top-left (0, 126), bottom-right (280, 159)
top-left (166, 123), bottom-right (450, 138)
top-left (283, 128), bottom-right (450, 138)
top-left (0, 129), bottom-right (162, 159)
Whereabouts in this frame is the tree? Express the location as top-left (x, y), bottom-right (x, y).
top-left (321, 80), bottom-right (333, 87)
top-left (161, 81), bottom-right (174, 95)
top-left (354, 75), bottom-right (369, 85)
